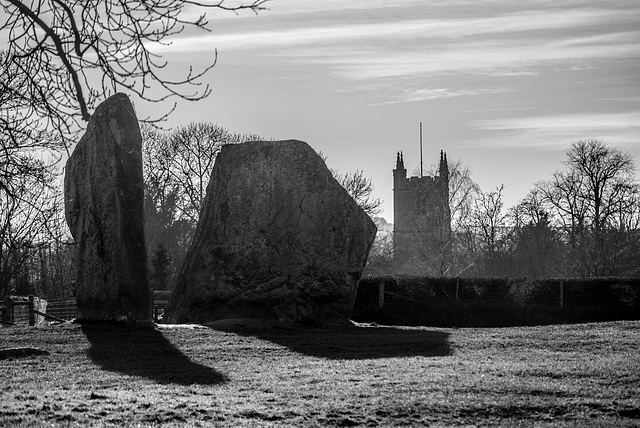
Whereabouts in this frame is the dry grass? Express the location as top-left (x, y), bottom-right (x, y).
top-left (1, 320), bottom-right (639, 426)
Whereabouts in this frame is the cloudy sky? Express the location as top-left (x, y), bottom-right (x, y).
top-left (145, 0), bottom-right (640, 222)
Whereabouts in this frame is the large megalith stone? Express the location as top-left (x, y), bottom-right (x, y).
top-left (165, 140), bottom-right (377, 324)
top-left (64, 93), bottom-right (151, 322)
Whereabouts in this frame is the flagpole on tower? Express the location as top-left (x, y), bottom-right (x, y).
top-left (419, 121), bottom-right (423, 177)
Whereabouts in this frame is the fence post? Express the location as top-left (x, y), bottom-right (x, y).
top-left (559, 281), bottom-right (564, 309)
top-left (4, 295), bottom-right (13, 325)
top-left (29, 295), bottom-right (36, 326)
top-left (455, 278), bottom-right (460, 303)
top-left (378, 280), bottom-right (385, 309)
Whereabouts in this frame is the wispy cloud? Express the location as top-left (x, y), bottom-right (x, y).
top-left (155, 8), bottom-right (640, 53)
top-left (152, 3), bottom-right (640, 106)
top-left (470, 111), bottom-right (640, 148)
top-left (600, 97), bottom-right (640, 103)
top-left (474, 111), bottom-right (640, 132)
top-left (200, 0), bottom-right (427, 20)
top-left (280, 30), bottom-right (640, 80)
top-left (369, 87), bottom-right (513, 105)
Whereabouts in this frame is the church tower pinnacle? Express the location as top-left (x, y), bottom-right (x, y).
top-left (439, 150), bottom-right (449, 181)
top-left (393, 151), bottom-right (407, 189)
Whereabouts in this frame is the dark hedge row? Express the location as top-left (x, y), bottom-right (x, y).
top-left (354, 276), bottom-right (640, 312)
top-left (527, 277), bottom-right (640, 308)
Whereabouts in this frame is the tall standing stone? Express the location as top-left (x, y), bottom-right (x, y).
top-left (64, 93), bottom-right (150, 322)
top-left (165, 140), bottom-right (377, 325)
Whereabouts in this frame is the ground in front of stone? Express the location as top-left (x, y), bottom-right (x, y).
top-left (1, 320), bottom-right (639, 427)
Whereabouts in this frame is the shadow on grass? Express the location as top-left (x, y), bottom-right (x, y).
top-left (81, 323), bottom-right (227, 386)
top-left (208, 321), bottom-right (451, 359)
top-left (353, 302), bottom-right (640, 328)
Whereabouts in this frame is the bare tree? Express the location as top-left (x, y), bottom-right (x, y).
top-left (509, 190), bottom-right (565, 278)
top-left (34, 205), bottom-right (76, 298)
top-left (446, 160), bottom-right (482, 276)
top-left (0, 163), bottom-right (61, 298)
top-left (142, 122), bottom-right (261, 288)
top-left (566, 139), bottom-right (635, 232)
top-left (363, 218), bottom-right (394, 277)
top-left (317, 150), bottom-right (383, 218)
top-left (0, 52), bottom-right (63, 198)
top-left (472, 185), bottom-right (511, 276)
top-left (537, 139), bottom-right (638, 276)
top-left (164, 123), bottom-right (262, 223)
top-left (448, 160), bottom-right (481, 229)
top-left (335, 169), bottom-right (383, 218)
top-left (1, 0), bottom-right (268, 194)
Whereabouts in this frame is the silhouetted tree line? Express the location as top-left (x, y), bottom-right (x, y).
top-left (0, 120), bottom-right (384, 297)
top-left (1, 1), bottom-right (267, 187)
top-left (0, 0), bottom-right (267, 299)
top-left (141, 123), bottom-right (384, 290)
top-left (141, 122), bottom-right (264, 290)
top-left (3, 134), bottom-right (638, 299)
top-left (365, 139), bottom-right (640, 279)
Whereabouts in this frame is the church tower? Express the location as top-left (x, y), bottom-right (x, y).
top-left (393, 150), bottom-right (451, 275)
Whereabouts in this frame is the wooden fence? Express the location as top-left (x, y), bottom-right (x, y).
top-left (46, 298), bottom-right (78, 321)
top-left (1, 291), bottom-right (171, 326)
top-left (1, 295), bottom-right (63, 326)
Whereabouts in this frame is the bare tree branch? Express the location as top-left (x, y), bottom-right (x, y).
top-left (1, 0), bottom-right (268, 191)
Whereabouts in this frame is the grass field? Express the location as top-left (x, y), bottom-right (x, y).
top-left (1, 320), bottom-right (639, 427)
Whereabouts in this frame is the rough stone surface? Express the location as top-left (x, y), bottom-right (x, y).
top-left (64, 93), bottom-right (151, 322)
top-left (165, 140), bottom-right (376, 324)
